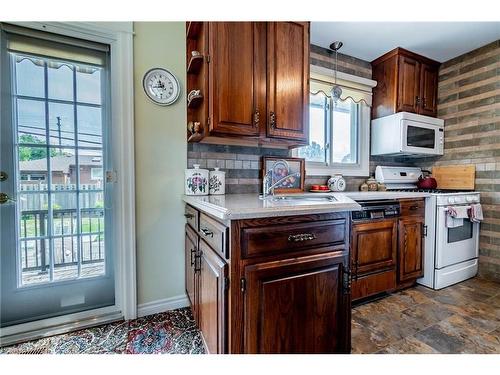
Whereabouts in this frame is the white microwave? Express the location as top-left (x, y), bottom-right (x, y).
top-left (371, 112), bottom-right (444, 156)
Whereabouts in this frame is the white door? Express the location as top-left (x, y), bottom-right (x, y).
top-left (0, 26), bottom-right (115, 327)
top-left (435, 206), bottom-right (479, 269)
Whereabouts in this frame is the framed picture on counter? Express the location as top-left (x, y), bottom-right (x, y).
top-left (262, 157), bottom-right (305, 194)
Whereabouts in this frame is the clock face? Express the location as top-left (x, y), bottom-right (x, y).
top-left (143, 68), bottom-right (180, 105)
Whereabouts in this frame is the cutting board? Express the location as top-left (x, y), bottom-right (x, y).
top-left (432, 165), bottom-right (476, 190)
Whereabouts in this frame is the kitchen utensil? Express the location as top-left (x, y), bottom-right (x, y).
top-left (417, 169), bottom-right (437, 190)
top-left (432, 165), bottom-right (475, 190)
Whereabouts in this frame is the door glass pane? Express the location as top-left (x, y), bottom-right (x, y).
top-left (448, 220), bottom-right (473, 243)
top-left (49, 102), bottom-right (75, 146)
top-left (18, 193), bottom-right (50, 286)
top-left (77, 105), bottom-right (102, 147)
top-left (53, 236), bottom-right (79, 281)
top-left (18, 146), bottom-right (48, 192)
top-left (79, 192), bottom-right (105, 277)
top-left (51, 192), bottom-right (77, 235)
top-left (50, 148), bottom-right (76, 189)
top-left (77, 67), bottom-right (101, 105)
top-left (48, 62), bottom-right (74, 101)
top-left (17, 98), bottom-right (46, 144)
top-left (15, 56), bottom-right (45, 98)
top-left (407, 126), bottom-right (435, 148)
top-left (79, 149), bottom-right (103, 189)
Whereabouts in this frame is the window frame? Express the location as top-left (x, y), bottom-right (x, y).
top-left (295, 66), bottom-right (376, 177)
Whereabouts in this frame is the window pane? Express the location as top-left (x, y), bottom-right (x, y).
top-left (20, 239), bottom-right (50, 285)
top-left (18, 193), bottom-right (49, 238)
top-left (298, 93), bottom-right (327, 163)
top-left (49, 102), bottom-right (75, 146)
top-left (77, 67), bottom-right (102, 105)
top-left (50, 148), bottom-right (76, 189)
top-left (18, 146), bottom-right (48, 191)
top-left (48, 62), bottom-right (74, 101)
top-left (332, 101), bottom-right (357, 164)
top-left (15, 56), bottom-right (45, 98)
top-left (77, 105), bottom-right (102, 147)
top-left (17, 99), bottom-right (46, 144)
top-left (79, 149), bottom-right (103, 189)
top-left (51, 192), bottom-right (77, 235)
top-left (53, 236), bottom-right (79, 281)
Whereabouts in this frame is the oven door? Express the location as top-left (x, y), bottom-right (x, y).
top-left (401, 120), bottom-right (443, 155)
top-left (435, 206), bottom-right (479, 269)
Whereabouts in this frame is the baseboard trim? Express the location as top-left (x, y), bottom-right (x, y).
top-left (137, 294), bottom-right (190, 318)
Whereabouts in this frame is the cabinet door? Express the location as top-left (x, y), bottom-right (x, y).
top-left (208, 22), bottom-right (264, 136)
top-left (351, 219), bottom-right (398, 276)
top-left (243, 252), bottom-right (350, 353)
top-left (185, 225), bottom-right (199, 323)
top-left (397, 55), bottom-right (421, 113)
top-left (398, 217), bottom-right (425, 282)
top-left (267, 22), bottom-right (309, 142)
top-left (419, 63), bottom-right (438, 117)
top-left (198, 240), bottom-right (228, 354)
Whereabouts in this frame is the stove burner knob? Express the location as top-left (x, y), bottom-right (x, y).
top-left (448, 197), bottom-right (456, 204)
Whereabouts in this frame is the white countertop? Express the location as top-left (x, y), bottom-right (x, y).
top-left (183, 191), bottom-right (431, 220)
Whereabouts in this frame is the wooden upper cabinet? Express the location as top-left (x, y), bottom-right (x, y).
top-left (266, 22), bottom-right (310, 142)
top-left (419, 63), bottom-right (439, 117)
top-left (397, 55), bottom-right (421, 113)
top-left (208, 22), bottom-right (265, 137)
top-left (372, 47), bottom-right (440, 119)
top-left (243, 252), bottom-right (349, 354)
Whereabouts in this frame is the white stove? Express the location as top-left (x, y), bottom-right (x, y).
top-left (376, 166), bottom-right (480, 290)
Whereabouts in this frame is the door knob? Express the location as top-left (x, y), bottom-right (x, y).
top-left (0, 171), bottom-right (7, 181)
top-left (0, 193), bottom-right (14, 204)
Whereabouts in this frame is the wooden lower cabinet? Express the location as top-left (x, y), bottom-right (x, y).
top-left (185, 207), bottom-right (351, 354)
top-left (243, 252), bottom-right (350, 353)
top-left (351, 219), bottom-right (397, 301)
top-left (398, 217), bottom-right (424, 282)
top-left (198, 240), bottom-right (228, 354)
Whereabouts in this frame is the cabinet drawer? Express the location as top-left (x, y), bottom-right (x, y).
top-left (185, 205), bottom-right (199, 231)
top-left (199, 213), bottom-right (228, 258)
top-left (241, 219), bottom-right (347, 259)
top-left (400, 199), bottom-right (425, 217)
top-left (352, 269), bottom-right (396, 302)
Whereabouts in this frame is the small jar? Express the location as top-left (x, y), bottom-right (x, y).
top-left (377, 183), bottom-right (387, 191)
top-left (185, 164), bottom-right (209, 195)
top-left (360, 182), bottom-right (369, 192)
top-left (209, 167), bottom-right (225, 195)
top-left (366, 176), bottom-right (378, 192)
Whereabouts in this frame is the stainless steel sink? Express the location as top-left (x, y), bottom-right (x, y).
top-left (260, 195), bottom-right (337, 202)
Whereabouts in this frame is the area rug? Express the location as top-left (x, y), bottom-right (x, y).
top-left (0, 307), bottom-right (205, 354)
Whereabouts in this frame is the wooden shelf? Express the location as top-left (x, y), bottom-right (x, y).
top-left (187, 94), bottom-right (203, 109)
top-left (186, 22), bottom-right (202, 39)
top-left (187, 55), bottom-right (204, 74)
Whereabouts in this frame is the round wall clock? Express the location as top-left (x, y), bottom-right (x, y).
top-left (142, 68), bottom-right (181, 106)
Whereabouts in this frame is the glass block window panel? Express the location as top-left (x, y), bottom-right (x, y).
top-left (48, 62), bottom-right (74, 101)
top-left (17, 99), bottom-right (46, 144)
top-left (15, 56), bottom-right (45, 98)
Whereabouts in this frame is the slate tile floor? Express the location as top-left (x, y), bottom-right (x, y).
top-left (352, 277), bottom-right (500, 353)
top-left (1, 277), bottom-right (499, 354)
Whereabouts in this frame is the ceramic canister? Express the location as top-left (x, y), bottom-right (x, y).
top-left (209, 167), bottom-right (225, 195)
top-left (185, 164), bottom-right (209, 195)
top-left (327, 174), bottom-right (346, 192)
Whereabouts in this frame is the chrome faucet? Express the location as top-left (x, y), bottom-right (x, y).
top-left (261, 159), bottom-right (300, 199)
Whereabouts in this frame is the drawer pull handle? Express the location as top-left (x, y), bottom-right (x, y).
top-left (201, 228), bottom-right (214, 237)
top-left (184, 213), bottom-right (194, 219)
top-left (409, 205), bottom-right (419, 211)
top-left (288, 233), bottom-right (316, 242)
top-left (190, 248), bottom-right (196, 266)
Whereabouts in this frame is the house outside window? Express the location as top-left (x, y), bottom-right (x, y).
top-left (295, 66), bottom-right (377, 177)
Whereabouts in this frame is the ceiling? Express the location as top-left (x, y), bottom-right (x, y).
top-left (311, 22), bottom-right (500, 62)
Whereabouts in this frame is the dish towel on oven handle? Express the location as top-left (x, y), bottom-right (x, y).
top-left (446, 206), bottom-right (468, 228)
top-left (469, 203), bottom-right (483, 223)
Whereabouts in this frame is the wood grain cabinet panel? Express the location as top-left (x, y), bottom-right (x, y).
top-left (266, 22), bottom-right (309, 142)
top-left (208, 22), bottom-right (264, 137)
top-left (419, 62), bottom-right (438, 117)
top-left (198, 240), bottom-right (228, 354)
top-left (185, 224), bottom-right (199, 323)
top-left (398, 217), bottom-right (424, 282)
top-left (397, 55), bottom-right (421, 113)
top-left (243, 252), bottom-right (350, 354)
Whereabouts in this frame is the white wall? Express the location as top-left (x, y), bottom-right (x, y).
top-left (133, 22), bottom-right (187, 305)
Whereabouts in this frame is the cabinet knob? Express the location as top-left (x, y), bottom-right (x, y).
top-left (253, 110), bottom-right (260, 127)
top-left (415, 96), bottom-right (420, 106)
top-left (269, 111), bottom-right (276, 129)
top-left (184, 213), bottom-right (194, 219)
